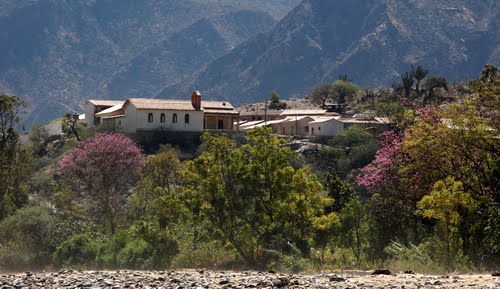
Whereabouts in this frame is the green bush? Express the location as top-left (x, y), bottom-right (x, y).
top-left (96, 230), bottom-right (131, 268)
top-left (53, 234), bottom-right (98, 268)
top-left (173, 239), bottom-right (235, 269)
top-left (384, 241), bottom-right (446, 274)
top-left (0, 242), bottom-right (32, 270)
top-left (129, 220), bottom-right (179, 269)
top-left (116, 239), bottom-right (153, 269)
top-left (276, 253), bottom-right (313, 274)
top-left (0, 206), bottom-right (54, 267)
top-left (96, 229), bottom-right (169, 269)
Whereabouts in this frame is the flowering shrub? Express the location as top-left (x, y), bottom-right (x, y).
top-left (356, 130), bottom-right (403, 190)
top-left (58, 133), bottom-right (145, 233)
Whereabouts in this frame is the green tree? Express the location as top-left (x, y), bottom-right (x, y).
top-left (0, 206), bottom-right (55, 268)
top-left (307, 83), bottom-right (332, 109)
top-left (183, 128), bottom-right (335, 265)
top-left (401, 99), bottom-right (498, 202)
top-left (278, 168), bottom-right (334, 257)
top-left (0, 94), bottom-right (26, 148)
top-left (182, 132), bottom-right (252, 261)
top-left (269, 90), bottom-right (281, 104)
top-left (53, 234), bottom-right (99, 268)
top-left (268, 90), bottom-right (286, 109)
top-left (128, 146), bottom-right (183, 268)
top-left (337, 193), bottom-right (369, 264)
top-left (330, 80), bottom-right (362, 112)
top-left (63, 112), bottom-right (81, 142)
top-left (417, 178), bottom-right (473, 269)
top-left (470, 64), bottom-right (499, 129)
top-left (130, 146), bottom-right (182, 222)
top-left (374, 100), bottom-right (408, 132)
top-left (423, 76), bottom-right (448, 103)
top-left (0, 94), bottom-right (33, 220)
top-left (317, 126), bottom-right (379, 177)
top-left (479, 64), bottom-right (498, 84)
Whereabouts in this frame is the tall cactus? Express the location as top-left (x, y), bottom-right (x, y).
top-left (401, 71), bottom-right (414, 97)
top-left (411, 65), bottom-right (428, 94)
top-left (338, 74), bottom-right (352, 82)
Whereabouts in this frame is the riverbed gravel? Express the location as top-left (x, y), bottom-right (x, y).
top-left (0, 269), bottom-right (499, 288)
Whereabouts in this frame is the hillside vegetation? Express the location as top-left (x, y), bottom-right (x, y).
top-left (0, 66), bottom-right (498, 273)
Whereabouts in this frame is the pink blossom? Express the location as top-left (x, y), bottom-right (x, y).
top-left (58, 133), bottom-right (145, 189)
top-left (356, 130), bottom-right (403, 190)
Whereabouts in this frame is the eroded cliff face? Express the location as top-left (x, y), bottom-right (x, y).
top-left (0, 0), bottom-right (299, 124)
top-left (159, 0), bottom-right (499, 105)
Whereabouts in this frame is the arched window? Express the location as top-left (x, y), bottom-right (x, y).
top-left (172, 113), bottom-right (177, 123)
top-left (185, 114), bottom-right (190, 124)
top-left (160, 113), bottom-right (165, 123)
top-left (148, 113), bottom-right (153, 123)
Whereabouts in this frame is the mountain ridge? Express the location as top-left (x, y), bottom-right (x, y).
top-left (1, 0), bottom-right (498, 124)
top-left (0, 0), bottom-right (300, 124)
top-left (157, 0), bottom-right (499, 105)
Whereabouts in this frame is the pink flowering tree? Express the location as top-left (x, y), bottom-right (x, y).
top-left (58, 133), bottom-right (145, 234)
top-left (356, 130), bottom-right (403, 191)
top-left (357, 106), bottom-right (440, 191)
top-left (356, 106), bottom-right (440, 243)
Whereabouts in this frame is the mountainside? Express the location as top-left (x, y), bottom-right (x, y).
top-left (96, 10), bottom-right (275, 101)
top-left (158, 0), bottom-right (499, 104)
top-left (0, 0), bottom-right (300, 124)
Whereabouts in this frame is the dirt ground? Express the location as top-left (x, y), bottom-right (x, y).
top-left (0, 269), bottom-right (499, 288)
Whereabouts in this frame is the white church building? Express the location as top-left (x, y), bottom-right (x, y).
top-left (85, 91), bottom-right (239, 134)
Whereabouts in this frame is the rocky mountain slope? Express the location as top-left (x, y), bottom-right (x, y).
top-left (0, 0), bottom-right (300, 124)
top-left (2, 0), bottom-right (498, 124)
top-left (158, 0), bottom-right (499, 104)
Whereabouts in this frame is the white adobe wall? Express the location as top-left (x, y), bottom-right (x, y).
top-left (101, 116), bottom-right (125, 130)
top-left (85, 103), bottom-right (95, 127)
top-left (273, 117), bottom-right (313, 136)
top-left (123, 104), bottom-right (137, 133)
top-left (124, 107), bottom-right (204, 133)
top-left (309, 119), bottom-right (345, 136)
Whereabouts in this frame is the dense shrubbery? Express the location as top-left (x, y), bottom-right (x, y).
top-left (0, 65), bottom-right (498, 273)
top-left (53, 234), bottom-right (99, 268)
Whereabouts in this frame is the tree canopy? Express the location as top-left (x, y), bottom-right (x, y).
top-left (0, 94), bottom-right (33, 220)
top-left (58, 133), bottom-right (145, 233)
top-left (182, 127), bottom-right (336, 265)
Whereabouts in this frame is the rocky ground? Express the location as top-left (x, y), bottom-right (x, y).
top-left (1, 269), bottom-right (499, 288)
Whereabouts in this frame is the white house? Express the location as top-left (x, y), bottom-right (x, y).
top-left (87, 91), bottom-right (239, 134)
top-left (85, 100), bottom-right (124, 127)
top-left (202, 99), bottom-right (240, 130)
top-left (308, 117), bottom-right (345, 136)
top-left (120, 98), bottom-right (204, 133)
top-left (309, 116), bottom-right (389, 137)
top-left (238, 109), bottom-right (389, 137)
top-left (271, 116), bottom-right (315, 136)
